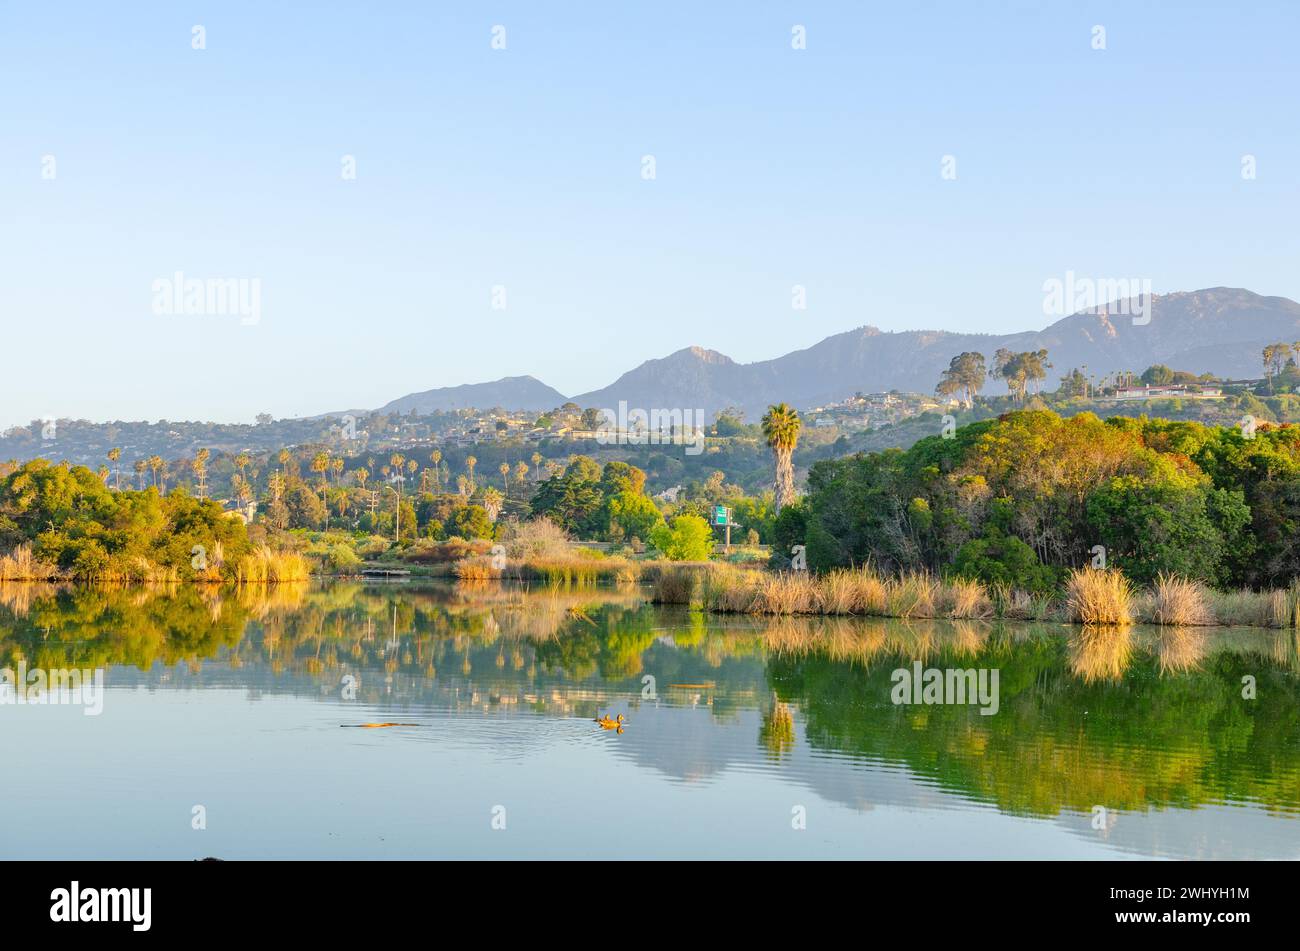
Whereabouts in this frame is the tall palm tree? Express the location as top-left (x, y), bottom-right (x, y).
top-left (193, 448), bottom-right (210, 499)
top-left (499, 462), bottom-right (510, 496)
top-left (761, 403), bottom-right (802, 513)
top-left (429, 450), bottom-right (442, 491)
top-left (147, 455), bottom-right (163, 489)
top-left (530, 452), bottom-right (543, 482)
top-left (465, 455), bottom-right (477, 491)
top-left (134, 459), bottom-right (147, 490)
top-left (311, 452), bottom-right (329, 487)
top-left (107, 448), bottom-right (122, 490)
top-left (311, 452), bottom-right (330, 529)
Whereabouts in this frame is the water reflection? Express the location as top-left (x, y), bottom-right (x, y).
top-left (2, 580), bottom-right (1298, 859)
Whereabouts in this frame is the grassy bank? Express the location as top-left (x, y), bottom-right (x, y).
top-left (0, 542), bottom-right (310, 584)
top-left (649, 563), bottom-right (1300, 629)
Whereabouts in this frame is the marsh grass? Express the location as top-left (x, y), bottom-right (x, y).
top-left (939, 576), bottom-right (995, 619)
top-left (1065, 568), bottom-right (1133, 626)
top-left (1142, 574), bottom-right (1213, 627)
top-left (755, 572), bottom-right (822, 614)
top-left (884, 571), bottom-right (939, 618)
top-left (520, 557), bottom-right (639, 585)
top-left (820, 568), bottom-right (887, 614)
top-left (235, 546), bottom-right (311, 583)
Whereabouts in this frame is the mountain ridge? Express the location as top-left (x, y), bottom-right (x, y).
top-left (371, 288), bottom-right (1300, 421)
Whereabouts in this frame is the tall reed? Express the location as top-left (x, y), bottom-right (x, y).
top-left (1064, 568), bottom-right (1133, 626)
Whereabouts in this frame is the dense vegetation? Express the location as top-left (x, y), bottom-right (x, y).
top-left (0, 459), bottom-right (254, 581)
top-left (791, 409), bottom-right (1300, 590)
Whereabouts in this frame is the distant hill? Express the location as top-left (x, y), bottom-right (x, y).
top-left (376, 376), bottom-right (569, 415)
top-left (569, 288), bottom-right (1300, 419)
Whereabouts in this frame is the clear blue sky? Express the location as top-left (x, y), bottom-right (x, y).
top-left (2, 1), bottom-right (1298, 427)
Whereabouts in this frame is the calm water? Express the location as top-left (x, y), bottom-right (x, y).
top-left (2, 581), bottom-right (1298, 860)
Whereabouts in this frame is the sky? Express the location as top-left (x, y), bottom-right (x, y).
top-left (2, 1), bottom-right (1298, 427)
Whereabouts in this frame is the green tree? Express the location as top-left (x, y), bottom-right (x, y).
top-left (650, 514), bottom-right (714, 561)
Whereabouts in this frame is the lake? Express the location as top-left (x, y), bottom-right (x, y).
top-left (2, 580), bottom-right (1298, 859)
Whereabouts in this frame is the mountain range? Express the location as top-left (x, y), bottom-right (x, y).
top-left (365, 288), bottom-right (1300, 421)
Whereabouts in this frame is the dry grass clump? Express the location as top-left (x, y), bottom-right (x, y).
top-left (454, 556), bottom-right (504, 581)
top-left (939, 576), bottom-right (994, 619)
top-left (1141, 574), bottom-right (1213, 627)
top-left (820, 568), bottom-right (888, 615)
top-left (1064, 568), bottom-right (1133, 626)
top-left (236, 546), bottom-right (311, 583)
top-left (697, 565), bottom-right (756, 611)
top-left (0, 545), bottom-right (60, 581)
top-left (885, 570), bottom-right (938, 618)
top-left (498, 518), bottom-right (572, 560)
top-left (753, 572), bottom-right (821, 614)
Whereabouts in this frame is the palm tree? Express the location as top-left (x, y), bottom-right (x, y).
top-left (761, 403), bottom-right (802, 513)
top-left (429, 450), bottom-right (442, 491)
top-left (311, 452), bottom-right (329, 487)
top-left (514, 461), bottom-right (530, 489)
top-left (134, 459), bottom-right (147, 490)
top-left (530, 452), bottom-right (543, 481)
top-left (499, 462), bottom-right (510, 496)
top-left (482, 487), bottom-right (504, 522)
top-left (355, 467), bottom-right (369, 490)
top-left (311, 452), bottom-right (330, 529)
top-left (465, 455), bottom-right (477, 491)
top-left (107, 448), bottom-right (121, 490)
top-left (147, 455), bottom-right (163, 489)
top-left (193, 448), bottom-right (210, 499)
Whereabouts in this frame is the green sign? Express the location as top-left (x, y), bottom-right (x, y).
top-left (714, 506), bottom-right (728, 525)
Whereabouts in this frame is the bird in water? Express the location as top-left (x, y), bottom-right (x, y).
top-left (594, 713), bottom-right (626, 734)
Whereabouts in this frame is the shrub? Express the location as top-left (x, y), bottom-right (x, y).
top-left (499, 518), bottom-right (572, 560)
top-left (650, 514), bottom-right (714, 561)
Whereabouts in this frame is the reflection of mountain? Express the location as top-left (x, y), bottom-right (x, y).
top-left (3, 581), bottom-right (1299, 859)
